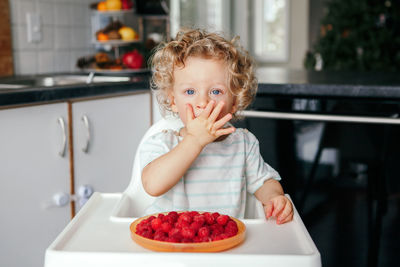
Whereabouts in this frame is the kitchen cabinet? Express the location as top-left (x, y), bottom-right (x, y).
top-left (0, 91), bottom-right (151, 267)
top-left (0, 102), bottom-right (71, 267)
top-left (72, 92), bottom-right (151, 211)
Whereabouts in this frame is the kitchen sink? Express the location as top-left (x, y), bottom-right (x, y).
top-left (0, 74), bottom-right (132, 90)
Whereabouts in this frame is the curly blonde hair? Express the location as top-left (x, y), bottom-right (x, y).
top-left (150, 28), bottom-right (257, 118)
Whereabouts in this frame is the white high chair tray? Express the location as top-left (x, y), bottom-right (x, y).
top-left (45, 193), bottom-right (321, 267)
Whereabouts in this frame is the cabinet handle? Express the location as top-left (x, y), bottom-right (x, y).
top-left (77, 185), bottom-right (94, 207)
top-left (52, 192), bottom-right (70, 207)
top-left (57, 117), bottom-right (67, 157)
top-left (81, 115), bottom-right (91, 153)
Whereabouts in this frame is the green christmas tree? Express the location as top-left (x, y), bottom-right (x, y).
top-left (305, 0), bottom-right (400, 71)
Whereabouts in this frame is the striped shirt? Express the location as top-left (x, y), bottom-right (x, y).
top-left (139, 128), bottom-right (281, 218)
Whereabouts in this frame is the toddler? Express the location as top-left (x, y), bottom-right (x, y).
top-left (139, 28), bottom-right (293, 224)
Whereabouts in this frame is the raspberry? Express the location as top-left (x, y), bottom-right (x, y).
top-left (140, 230), bottom-right (153, 239)
top-left (181, 227), bottom-right (195, 239)
top-left (136, 223), bottom-right (151, 233)
top-left (210, 223), bottom-right (224, 234)
top-left (193, 214), bottom-right (205, 226)
top-left (166, 236), bottom-right (180, 242)
top-left (190, 221), bottom-right (202, 232)
top-left (193, 236), bottom-right (202, 243)
top-left (161, 222), bottom-right (172, 233)
top-left (212, 212), bottom-right (220, 220)
top-left (219, 233), bottom-right (229, 240)
top-left (226, 220), bottom-right (237, 228)
top-left (212, 234), bottom-right (223, 241)
top-left (154, 230), bottom-right (167, 241)
top-left (204, 212), bottom-right (215, 225)
top-left (157, 213), bottom-right (165, 221)
top-left (225, 220), bottom-right (238, 233)
top-left (201, 236), bottom-right (210, 242)
top-left (165, 215), bottom-right (175, 224)
top-left (225, 229), bottom-right (237, 237)
top-left (168, 228), bottom-right (182, 241)
top-left (167, 211), bottom-right (179, 222)
top-left (135, 211), bottom-right (239, 243)
top-left (147, 216), bottom-right (156, 223)
top-left (197, 226), bottom-right (210, 238)
top-left (174, 220), bottom-right (189, 229)
top-left (178, 213), bottom-right (193, 225)
top-left (189, 211), bottom-right (199, 217)
top-left (151, 218), bottom-right (163, 230)
top-left (216, 215), bottom-right (229, 226)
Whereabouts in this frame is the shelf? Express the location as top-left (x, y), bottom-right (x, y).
top-left (92, 9), bottom-right (134, 15)
top-left (93, 39), bottom-right (142, 46)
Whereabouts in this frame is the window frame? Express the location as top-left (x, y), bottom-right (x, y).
top-left (252, 0), bottom-right (290, 63)
top-left (169, 0), bottom-right (231, 38)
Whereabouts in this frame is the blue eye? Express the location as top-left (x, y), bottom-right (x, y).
top-left (211, 89), bottom-right (221, 95)
top-left (186, 89), bottom-right (195, 95)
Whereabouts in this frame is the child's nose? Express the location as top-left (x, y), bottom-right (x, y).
top-left (196, 95), bottom-right (209, 109)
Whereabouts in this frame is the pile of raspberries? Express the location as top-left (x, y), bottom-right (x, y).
top-left (135, 211), bottom-right (239, 243)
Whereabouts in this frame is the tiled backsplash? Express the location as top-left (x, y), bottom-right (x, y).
top-left (9, 0), bottom-right (95, 74)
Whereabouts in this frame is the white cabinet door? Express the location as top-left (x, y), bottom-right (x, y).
top-left (0, 103), bottom-right (71, 267)
top-left (72, 93), bottom-right (151, 209)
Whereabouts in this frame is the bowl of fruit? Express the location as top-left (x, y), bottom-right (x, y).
top-left (130, 211), bottom-right (246, 252)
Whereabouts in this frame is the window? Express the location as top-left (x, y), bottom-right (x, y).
top-left (253, 0), bottom-right (289, 62)
top-left (169, 0), bottom-right (231, 38)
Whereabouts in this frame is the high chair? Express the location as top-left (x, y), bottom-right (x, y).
top-left (113, 116), bottom-right (266, 219)
top-left (45, 115), bottom-right (321, 267)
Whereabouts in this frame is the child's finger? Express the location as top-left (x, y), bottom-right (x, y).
top-left (264, 201), bottom-right (274, 219)
top-left (277, 201), bottom-right (294, 224)
top-left (271, 198), bottom-right (285, 217)
top-left (213, 113), bottom-right (232, 130)
top-left (278, 210), bottom-right (294, 224)
top-left (186, 104), bottom-right (195, 122)
top-left (208, 101), bottom-right (224, 122)
top-left (215, 126), bottom-right (235, 137)
top-left (199, 100), bottom-right (215, 119)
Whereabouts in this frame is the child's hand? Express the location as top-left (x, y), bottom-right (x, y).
top-left (264, 195), bottom-right (294, 225)
top-left (185, 100), bottom-right (235, 147)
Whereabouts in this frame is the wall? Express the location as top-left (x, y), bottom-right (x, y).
top-left (9, 0), bottom-right (94, 75)
top-left (8, 0), bottom-right (311, 75)
top-left (0, 0), bottom-right (13, 76)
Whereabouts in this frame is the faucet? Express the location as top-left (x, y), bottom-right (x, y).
top-left (86, 71), bottom-right (95, 84)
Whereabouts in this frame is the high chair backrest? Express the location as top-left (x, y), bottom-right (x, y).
top-left (123, 116), bottom-right (265, 219)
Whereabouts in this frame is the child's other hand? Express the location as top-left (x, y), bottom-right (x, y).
top-left (264, 195), bottom-right (293, 225)
top-left (185, 101), bottom-right (235, 147)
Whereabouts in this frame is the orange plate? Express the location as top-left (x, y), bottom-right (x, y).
top-left (130, 212), bottom-right (246, 252)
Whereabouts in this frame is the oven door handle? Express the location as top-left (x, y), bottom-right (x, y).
top-left (239, 110), bottom-right (400, 125)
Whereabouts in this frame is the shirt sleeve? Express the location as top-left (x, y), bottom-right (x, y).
top-left (138, 130), bottom-right (178, 174)
top-left (244, 131), bottom-right (281, 194)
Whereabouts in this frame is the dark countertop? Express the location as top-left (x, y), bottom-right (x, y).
top-left (0, 73), bottom-right (151, 108)
top-left (256, 68), bottom-right (400, 100)
top-left (2, 68), bottom-right (400, 108)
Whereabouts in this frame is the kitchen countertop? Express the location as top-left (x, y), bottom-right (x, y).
top-left (256, 68), bottom-right (400, 100)
top-left (0, 72), bottom-right (151, 107)
top-left (2, 68), bottom-right (400, 108)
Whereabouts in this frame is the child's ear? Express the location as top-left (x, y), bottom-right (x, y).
top-left (231, 97), bottom-right (239, 114)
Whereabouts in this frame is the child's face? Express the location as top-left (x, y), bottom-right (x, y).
top-left (169, 57), bottom-right (237, 125)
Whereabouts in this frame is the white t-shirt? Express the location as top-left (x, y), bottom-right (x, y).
top-left (138, 127), bottom-right (281, 218)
